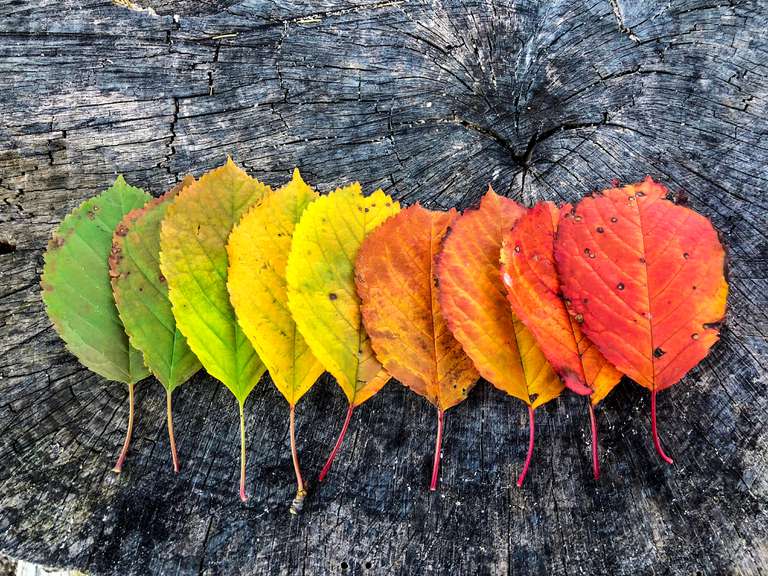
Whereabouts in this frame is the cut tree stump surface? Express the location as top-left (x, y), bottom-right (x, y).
top-left (1, 1), bottom-right (766, 574)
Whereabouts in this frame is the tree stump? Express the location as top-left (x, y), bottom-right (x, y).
top-left (0, 1), bottom-right (766, 574)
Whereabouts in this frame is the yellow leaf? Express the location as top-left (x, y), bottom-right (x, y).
top-left (286, 183), bottom-right (400, 407)
top-left (228, 168), bottom-right (323, 513)
top-left (228, 168), bottom-right (323, 406)
top-left (286, 182), bottom-right (400, 483)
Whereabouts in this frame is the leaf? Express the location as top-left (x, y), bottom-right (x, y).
top-left (42, 176), bottom-right (151, 384)
top-left (160, 158), bottom-right (271, 500)
top-left (500, 201), bottom-right (622, 479)
top-left (110, 175), bottom-right (201, 473)
top-left (356, 204), bottom-right (479, 490)
top-left (227, 168), bottom-right (323, 513)
top-left (554, 177), bottom-right (728, 464)
top-left (436, 187), bottom-right (563, 486)
top-left (41, 176), bottom-right (151, 474)
top-left (286, 182), bottom-right (400, 482)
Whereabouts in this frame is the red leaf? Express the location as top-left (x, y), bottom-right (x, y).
top-left (554, 177), bottom-right (728, 463)
top-left (500, 201), bottom-right (622, 479)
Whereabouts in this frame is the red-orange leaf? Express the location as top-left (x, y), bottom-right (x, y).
top-left (555, 177), bottom-right (728, 464)
top-left (356, 204), bottom-right (479, 490)
top-left (437, 188), bottom-right (563, 486)
top-left (500, 201), bottom-right (622, 479)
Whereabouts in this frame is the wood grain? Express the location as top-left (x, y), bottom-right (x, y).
top-left (0, 0), bottom-right (766, 574)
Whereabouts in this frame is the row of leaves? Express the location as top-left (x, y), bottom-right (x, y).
top-left (41, 159), bottom-right (728, 512)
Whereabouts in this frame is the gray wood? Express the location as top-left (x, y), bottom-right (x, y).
top-left (1, 0), bottom-right (766, 574)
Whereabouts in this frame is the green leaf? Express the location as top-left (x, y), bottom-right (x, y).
top-left (42, 175), bottom-right (151, 384)
top-left (111, 176), bottom-right (202, 473)
top-left (111, 176), bottom-right (201, 392)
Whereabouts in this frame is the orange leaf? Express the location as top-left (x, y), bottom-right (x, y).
top-left (555, 177), bottom-right (728, 464)
top-left (437, 188), bottom-right (563, 486)
top-left (500, 201), bottom-right (622, 479)
top-left (356, 204), bottom-right (479, 490)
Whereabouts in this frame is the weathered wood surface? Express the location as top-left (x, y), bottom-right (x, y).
top-left (1, 0), bottom-right (767, 574)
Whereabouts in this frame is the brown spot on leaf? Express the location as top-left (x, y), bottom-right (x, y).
top-left (328, 292), bottom-right (338, 301)
top-left (653, 347), bottom-right (665, 358)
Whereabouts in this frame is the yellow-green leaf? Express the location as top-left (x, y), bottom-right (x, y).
top-left (160, 158), bottom-right (271, 501)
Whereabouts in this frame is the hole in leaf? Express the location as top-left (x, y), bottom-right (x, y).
top-left (617, 283), bottom-right (625, 291)
top-left (653, 347), bottom-right (666, 358)
top-left (596, 226), bottom-right (604, 233)
top-left (328, 292), bottom-right (338, 301)
top-left (610, 216), bottom-right (618, 223)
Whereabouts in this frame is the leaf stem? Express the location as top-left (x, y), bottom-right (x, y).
top-left (112, 382), bottom-right (136, 474)
top-left (516, 405), bottom-right (535, 487)
top-left (429, 408), bottom-right (444, 491)
top-left (318, 404), bottom-right (354, 482)
top-left (289, 405), bottom-right (307, 514)
top-left (589, 401), bottom-right (599, 480)
top-left (167, 390), bottom-right (179, 474)
top-left (651, 389), bottom-right (673, 465)
top-left (239, 402), bottom-right (248, 502)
